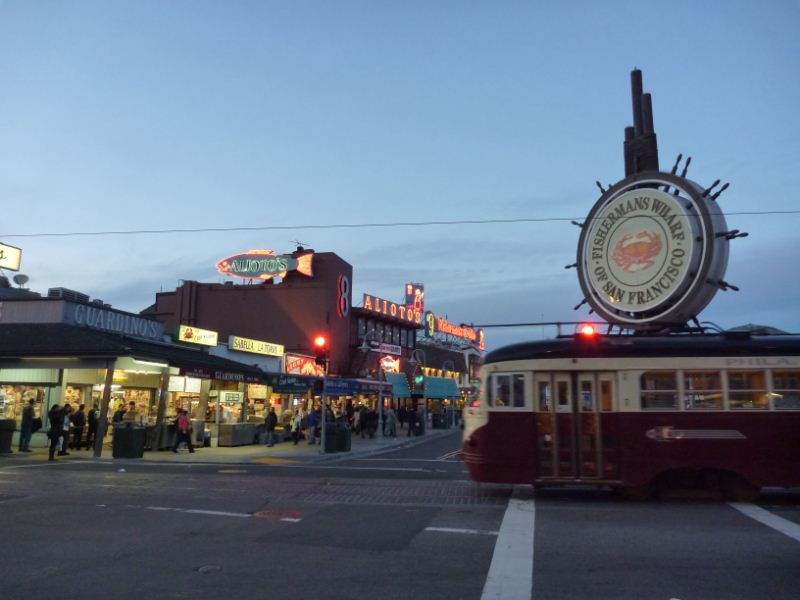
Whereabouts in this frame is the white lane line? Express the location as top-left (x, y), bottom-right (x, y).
top-left (481, 488), bottom-right (535, 600)
top-left (145, 506), bottom-right (251, 519)
top-left (729, 502), bottom-right (800, 543)
top-left (426, 527), bottom-right (498, 536)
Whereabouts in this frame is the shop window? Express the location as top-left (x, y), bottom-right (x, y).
top-left (684, 371), bottom-right (723, 410)
top-left (640, 371), bottom-right (678, 409)
top-left (772, 370), bottom-right (800, 409)
top-left (489, 373), bottom-right (526, 408)
top-left (0, 385), bottom-right (47, 425)
top-left (728, 370), bottom-right (769, 409)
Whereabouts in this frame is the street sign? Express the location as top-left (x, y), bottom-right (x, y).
top-left (0, 242), bottom-right (22, 271)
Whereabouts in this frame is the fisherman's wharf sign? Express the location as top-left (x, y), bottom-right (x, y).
top-left (577, 173), bottom-right (729, 329)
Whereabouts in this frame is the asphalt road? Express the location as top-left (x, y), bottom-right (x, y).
top-left (1, 431), bottom-right (799, 600)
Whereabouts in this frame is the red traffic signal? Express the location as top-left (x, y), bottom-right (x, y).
top-left (313, 335), bottom-right (329, 365)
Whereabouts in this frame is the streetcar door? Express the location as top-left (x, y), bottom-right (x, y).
top-left (534, 374), bottom-right (556, 477)
top-left (576, 372), bottom-right (616, 480)
top-left (553, 374), bottom-right (574, 478)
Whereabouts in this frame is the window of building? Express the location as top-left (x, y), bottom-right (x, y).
top-left (358, 318), bottom-right (366, 339)
top-left (772, 370), bottom-right (800, 409)
top-left (684, 371), bottom-right (723, 409)
top-left (392, 326), bottom-right (400, 346)
top-left (728, 370), bottom-right (769, 409)
top-left (400, 329), bottom-right (407, 347)
top-left (640, 371), bottom-right (678, 409)
top-left (489, 373), bottom-right (526, 408)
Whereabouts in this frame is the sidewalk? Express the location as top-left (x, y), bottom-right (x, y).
top-left (1, 424), bottom-right (460, 466)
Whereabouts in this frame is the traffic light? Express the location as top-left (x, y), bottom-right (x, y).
top-left (313, 335), bottom-right (329, 366)
top-left (413, 372), bottom-right (424, 391)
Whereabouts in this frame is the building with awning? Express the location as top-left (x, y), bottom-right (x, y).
top-left (421, 376), bottom-right (460, 400)
top-left (384, 372), bottom-right (411, 398)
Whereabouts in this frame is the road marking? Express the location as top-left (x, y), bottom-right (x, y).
top-left (729, 502), bottom-right (800, 543)
top-left (426, 527), bottom-right (498, 536)
top-left (217, 469), bottom-right (249, 473)
top-left (481, 488), bottom-right (535, 600)
top-left (437, 449), bottom-right (462, 461)
top-left (251, 457), bottom-right (298, 465)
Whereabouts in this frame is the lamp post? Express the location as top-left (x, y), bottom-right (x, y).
top-left (442, 359), bottom-right (456, 428)
top-left (409, 348), bottom-right (427, 433)
top-left (359, 329), bottom-right (384, 438)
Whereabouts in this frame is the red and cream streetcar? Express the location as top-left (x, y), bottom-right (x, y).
top-left (463, 70), bottom-right (799, 499)
top-left (462, 327), bottom-right (800, 499)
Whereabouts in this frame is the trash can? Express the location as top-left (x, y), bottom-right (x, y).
top-left (335, 423), bottom-right (351, 452)
top-left (112, 423), bottom-right (146, 458)
top-left (0, 419), bottom-right (15, 454)
top-left (324, 423), bottom-right (338, 453)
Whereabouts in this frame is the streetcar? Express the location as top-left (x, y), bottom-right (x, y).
top-left (462, 327), bottom-right (800, 499)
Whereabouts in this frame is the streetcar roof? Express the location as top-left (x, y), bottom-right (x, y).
top-left (484, 333), bottom-right (800, 364)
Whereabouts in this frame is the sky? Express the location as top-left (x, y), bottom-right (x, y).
top-left (1, 0), bottom-right (799, 351)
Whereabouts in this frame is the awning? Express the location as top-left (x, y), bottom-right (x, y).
top-left (325, 378), bottom-right (391, 396)
top-left (264, 373), bottom-right (317, 393)
top-left (423, 376), bottom-right (460, 399)
top-left (384, 372), bottom-right (411, 398)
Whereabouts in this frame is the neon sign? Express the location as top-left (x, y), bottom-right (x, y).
top-left (380, 355), bottom-right (400, 373)
top-left (362, 294), bottom-right (422, 325)
top-left (424, 311), bottom-right (485, 350)
top-left (216, 249), bottom-right (313, 281)
top-left (404, 283), bottom-right (424, 313)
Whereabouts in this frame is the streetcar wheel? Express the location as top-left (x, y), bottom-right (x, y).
top-left (722, 474), bottom-right (760, 502)
top-left (623, 481), bottom-right (655, 501)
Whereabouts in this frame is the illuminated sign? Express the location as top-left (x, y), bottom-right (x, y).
top-left (216, 249), bottom-right (314, 281)
top-left (174, 325), bottom-right (218, 346)
top-left (424, 311), bottom-right (485, 350)
top-left (362, 294), bottom-right (422, 325)
top-left (380, 355), bottom-right (400, 373)
top-left (404, 283), bottom-right (424, 313)
top-left (229, 335), bottom-right (284, 357)
top-left (285, 354), bottom-right (325, 376)
top-left (0, 242), bottom-right (21, 271)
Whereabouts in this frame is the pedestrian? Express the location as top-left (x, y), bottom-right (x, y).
top-left (85, 406), bottom-right (98, 450)
top-left (398, 405), bottom-right (407, 430)
top-left (70, 404), bottom-right (86, 450)
top-left (345, 399), bottom-right (355, 428)
top-left (47, 404), bottom-right (64, 461)
top-left (352, 405), bottom-right (362, 434)
top-left (123, 401), bottom-right (138, 423)
top-left (172, 408), bottom-right (194, 453)
top-left (291, 410), bottom-right (302, 445)
top-left (384, 406), bottom-right (398, 437)
top-left (307, 407), bottom-right (319, 444)
top-left (112, 403), bottom-right (126, 424)
top-left (18, 398), bottom-right (36, 452)
top-left (265, 407), bottom-right (278, 447)
top-left (58, 404), bottom-right (72, 456)
top-left (407, 405), bottom-right (417, 437)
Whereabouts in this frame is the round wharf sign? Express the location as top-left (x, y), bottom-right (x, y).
top-left (577, 173), bottom-right (729, 329)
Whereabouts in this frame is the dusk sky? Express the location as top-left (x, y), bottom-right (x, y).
top-left (1, 1), bottom-right (799, 350)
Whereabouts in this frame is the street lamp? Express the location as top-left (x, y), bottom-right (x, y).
top-left (408, 349), bottom-right (427, 432)
top-left (442, 359), bottom-right (456, 427)
top-left (359, 328), bottom-right (385, 438)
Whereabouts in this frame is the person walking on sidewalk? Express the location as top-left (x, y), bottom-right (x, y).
top-left (398, 405), bottom-right (407, 430)
top-left (70, 404), bottom-right (86, 450)
top-left (406, 405), bottom-right (417, 437)
top-left (290, 410), bottom-right (302, 445)
top-left (19, 398), bottom-right (35, 452)
top-left (384, 406), bottom-right (398, 437)
top-left (172, 409), bottom-right (194, 453)
top-left (58, 404), bottom-right (72, 456)
top-left (307, 408), bottom-right (319, 444)
top-left (47, 404), bottom-right (64, 461)
top-left (265, 407), bottom-right (278, 447)
top-left (84, 406), bottom-right (98, 450)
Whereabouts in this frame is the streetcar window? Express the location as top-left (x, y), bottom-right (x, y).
top-left (684, 371), bottom-right (723, 410)
top-left (772, 370), bottom-right (800, 409)
top-left (489, 373), bottom-right (526, 408)
top-left (580, 380), bottom-right (594, 411)
top-left (600, 380), bottom-right (613, 412)
top-left (640, 371), bottom-right (678, 409)
top-left (538, 381), bottom-right (552, 412)
top-left (556, 380), bottom-right (569, 412)
top-left (728, 371), bottom-right (769, 409)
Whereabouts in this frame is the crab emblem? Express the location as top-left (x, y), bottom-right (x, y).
top-left (612, 231), bottom-right (662, 272)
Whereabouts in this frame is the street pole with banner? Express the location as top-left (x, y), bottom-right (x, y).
top-left (319, 365), bottom-right (329, 454)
